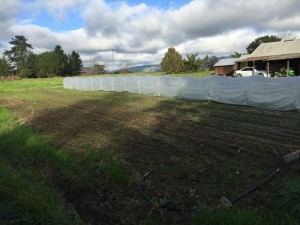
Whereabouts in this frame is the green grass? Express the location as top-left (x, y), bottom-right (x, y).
top-left (279, 179), bottom-right (300, 221)
top-left (0, 106), bottom-right (129, 224)
top-left (0, 107), bottom-right (14, 132)
top-left (0, 161), bottom-right (82, 225)
top-left (0, 106), bottom-right (82, 225)
top-left (105, 163), bottom-right (129, 183)
top-left (81, 144), bottom-right (129, 183)
top-left (0, 77), bottom-right (64, 92)
top-left (0, 122), bottom-right (76, 170)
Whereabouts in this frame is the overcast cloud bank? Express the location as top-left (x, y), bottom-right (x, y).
top-left (1, 0), bottom-right (300, 70)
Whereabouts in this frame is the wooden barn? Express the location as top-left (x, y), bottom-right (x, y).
top-left (236, 39), bottom-right (300, 76)
top-left (213, 58), bottom-right (237, 76)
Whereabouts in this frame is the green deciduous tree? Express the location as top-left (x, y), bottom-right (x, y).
top-left (0, 56), bottom-right (11, 76)
top-left (202, 55), bottom-right (219, 70)
top-left (19, 67), bottom-right (35, 78)
top-left (246, 35), bottom-right (281, 54)
top-left (91, 64), bottom-right (106, 75)
top-left (160, 47), bottom-right (184, 73)
top-left (231, 52), bottom-right (242, 58)
top-left (183, 53), bottom-right (202, 72)
top-left (4, 35), bottom-right (33, 74)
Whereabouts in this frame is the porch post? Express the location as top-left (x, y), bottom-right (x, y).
top-left (287, 60), bottom-right (290, 77)
top-left (253, 61), bottom-right (255, 75)
top-left (267, 61), bottom-right (270, 77)
top-left (234, 63), bottom-right (237, 76)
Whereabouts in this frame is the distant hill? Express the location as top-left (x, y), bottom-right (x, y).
top-left (124, 64), bottom-right (162, 73)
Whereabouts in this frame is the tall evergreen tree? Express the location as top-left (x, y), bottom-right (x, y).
top-left (19, 52), bottom-right (37, 78)
top-left (4, 35), bottom-right (33, 74)
top-left (36, 51), bottom-right (56, 77)
top-left (52, 45), bottom-right (68, 76)
top-left (68, 51), bottom-right (83, 75)
top-left (2, 35), bottom-right (85, 78)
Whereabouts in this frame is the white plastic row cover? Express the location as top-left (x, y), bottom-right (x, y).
top-left (63, 75), bottom-right (300, 110)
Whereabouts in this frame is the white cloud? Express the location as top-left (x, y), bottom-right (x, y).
top-left (0, 0), bottom-right (20, 39)
top-left (175, 29), bottom-right (264, 57)
top-left (9, 24), bottom-right (59, 51)
top-left (266, 15), bottom-right (300, 31)
top-left (168, 0), bottom-right (300, 39)
top-left (31, 0), bottom-right (86, 21)
top-left (82, 0), bottom-right (150, 36)
top-left (1, 0), bottom-right (300, 70)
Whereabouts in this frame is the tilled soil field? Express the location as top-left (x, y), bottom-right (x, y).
top-left (1, 87), bottom-right (300, 224)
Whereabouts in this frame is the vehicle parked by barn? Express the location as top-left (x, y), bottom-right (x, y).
top-left (235, 67), bottom-right (267, 77)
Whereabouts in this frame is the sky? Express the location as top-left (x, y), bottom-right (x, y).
top-left (1, 0), bottom-right (300, 70)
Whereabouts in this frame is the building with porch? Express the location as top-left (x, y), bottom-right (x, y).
top-left (236, 39), bottom-right (300, 76)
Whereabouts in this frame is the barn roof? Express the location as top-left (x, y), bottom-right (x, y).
top-left (237, 39), bottom-right (300, 62)
top-left (214, 58), bottom-right (236, 67)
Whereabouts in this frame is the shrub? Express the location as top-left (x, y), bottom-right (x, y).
top-left (19, 68), bottom-right (35, 78)
top-left (160, 47), bottom-right (184, 74)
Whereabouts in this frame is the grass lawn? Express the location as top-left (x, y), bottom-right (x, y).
top-left (0, 74), bottom-right (299, 224)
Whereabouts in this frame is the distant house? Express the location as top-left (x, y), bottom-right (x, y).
top-left (236, 39), bottom-right (300, 76)
top-left (213, 58), bottom-right (237, 76)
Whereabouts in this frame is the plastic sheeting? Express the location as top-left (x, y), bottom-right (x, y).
top-left (63, 75), bottom-right (300, 110)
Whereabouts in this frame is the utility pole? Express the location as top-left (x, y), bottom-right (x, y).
top-left (112, 49), bottom-right (114, 71)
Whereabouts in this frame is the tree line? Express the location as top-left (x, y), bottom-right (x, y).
top-left (1, 34), bottom-right (287, 77)
top-left (160, 35), bottom-right (285, 74)
top-left (0, 35), bottom-right (83, 78)
top-left (160, 47), bottom-right (219, 74)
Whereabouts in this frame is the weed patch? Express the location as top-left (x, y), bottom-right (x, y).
top-left (192, 208), bottom-right (297, 225)
top-left (105, 163), bottom-right (129, 183)
top-left (279, 179), bottom-right (300, 222)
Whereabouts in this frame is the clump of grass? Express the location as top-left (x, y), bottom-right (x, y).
top-left (80, 144), bottom-right (128, 183)
top-left (191, 208), bottom-right (297, 225)
top-left (81, 144), bottom-right (112, 166)
top-left (223, 170), bottom-right (237, 184)
top-left (279, 179), bottom-right (300, 221)
top-left (105, 163), bottom-right (128, 183)
top-left (0, 107), bottom-right (15, 132)
top-left (0, 124), bottom-right (77, 171)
